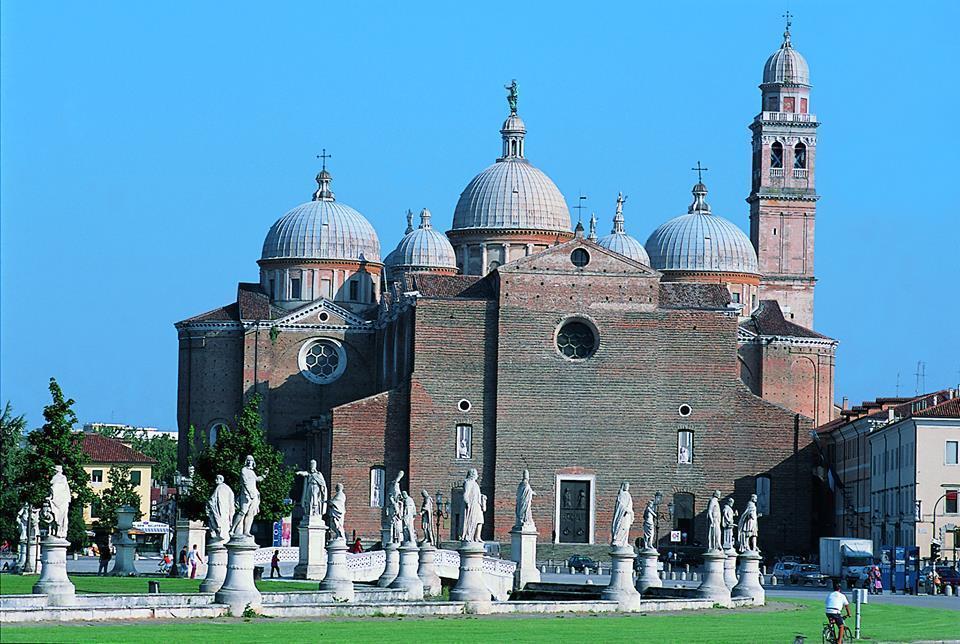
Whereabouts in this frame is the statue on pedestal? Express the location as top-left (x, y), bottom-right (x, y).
top-left (230, 455), bottom-right (268, 538)
top-left (721, 498), bottom-right (737, 551)
top-left (43, 465), bottom-right (71, 539)
top-left (460, 469), bottom-right (485, 542)
top-left (206, 474), bottom-right (235, 542)
top-left (328, 483), bottom-right (346, 540)
top-left (401, 491), bottom-right (417, 543)
top-left (642, 498), bottom-right (656, 549)
top-left (610, 482), bottom-right (634, 547)
top-left (515, 470), bottom-right (536, 531)
top-left (737, 494), bottom-right (760, 552)
top-left (295, 459), bottom-right (328, 520)
top-left (387, 470), bottom-right (404, 544)
top-left (419, 491), bottom-right (435, 545)
top-left (707, 490), bottom-right (723, 551)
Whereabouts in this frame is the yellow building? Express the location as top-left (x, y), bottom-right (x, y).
top-left (81, 433), bottom-right (155, 525)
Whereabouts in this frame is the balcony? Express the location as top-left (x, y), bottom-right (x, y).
top-left (758, 111), bottom-right (818, 125)
top-left (793, 168), bottom-right (809, 179)
top-left (769, 168), bottom-right (785, 178)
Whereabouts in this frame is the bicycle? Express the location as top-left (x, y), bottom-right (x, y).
top-left (821, 621), bottom-right (852, 644)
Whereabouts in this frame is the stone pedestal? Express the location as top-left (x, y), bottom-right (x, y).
top-left (601, 545), bottom-right (642, 610)
top-left (110, 506), bottom-right (139, 576)
top-left (215, 536), bottom-right (261, 615)
top-left (509, 526), bottom-right (540, 590)
top-left (318, 537), bottom-right (354, 601)
top-left (731, 549), bottom-right (765, 604)
top-left (450, 541), bottom-right (492, 612)
top-left (417, 543), bottom-right (442, 597)
top-left (695, 549), bottom-right (731, 601)
top-left (635, 547), bottom-right (662, 594)
top-left (723, 548), bottom-right (739, 589)
top-left (293, 517), bottom-right (327, 580)
top-left (32, 537), bottom-right (75, 606)
top-left (176, 519), bottom-right (206, 558)
top-left (390, 541), bottom-right (424, 600)
top-left (199, 538), bottom-right (227, 593)
top-left (377, 541), bottom-right (400, 587)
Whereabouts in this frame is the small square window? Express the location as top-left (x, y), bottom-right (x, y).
top-left (677, 430), bottom-right (693, 464)
top-left (456, 424), bottom-right (472, 459)
top-left (130, 471), bottom-right (141, 486)
top-left (731, 292), bottom-right (741, 304)
top-left (947, 441), bottom-right (959, 465)
top-left (91, 469), bottom-right (103, 483)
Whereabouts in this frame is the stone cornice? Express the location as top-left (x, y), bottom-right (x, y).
top-left (746, 193), bottom-right (820, 203)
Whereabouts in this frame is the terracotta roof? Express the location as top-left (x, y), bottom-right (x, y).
top-left (81, 434), bottom-right (157, 465)
top-left (238, 283), bottom-right (287, 320)
top-left (403, 273), bottom-right (496, 299)
top-left (659, 283), bottom-right (730, 310)
top-left (817, 389), bottom-right (958, 433)
top-left (914, 396), bottom-right (960, 418)
top-left (741, 300), bottom-right (833, 340)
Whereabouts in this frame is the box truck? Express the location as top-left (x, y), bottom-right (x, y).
top-left (820, 537), bottom-right (874, 587)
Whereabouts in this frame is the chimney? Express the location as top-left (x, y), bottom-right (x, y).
top-left (888, 408), bottom-right (895, 422)
top-left (842, 397), bottom-right (849, 411)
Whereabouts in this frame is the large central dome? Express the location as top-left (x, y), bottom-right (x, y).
top-left (451, 112), bottom-right (571, 233)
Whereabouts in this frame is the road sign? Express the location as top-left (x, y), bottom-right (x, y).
top-left (670, 530), bottom-right (681, 543)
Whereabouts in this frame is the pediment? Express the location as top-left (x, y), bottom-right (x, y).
top-left (273, 298), bottom-right (372, 328)
top-left (497, 237), bottom-right (661, 277)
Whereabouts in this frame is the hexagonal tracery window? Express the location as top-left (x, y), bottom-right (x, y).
top-left (298, 339), bottom-right (346, 384)
top-left (556, 321), bottom-right (597, 360)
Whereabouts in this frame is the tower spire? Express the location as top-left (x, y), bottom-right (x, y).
top-left (404, 209), bottom-right (414, 234)
top-left (612, 192), bottom-right (627, 233)
top-left (588, 212), bottom-right (597, 241)
top-left (419, 208), bottom-right (433, 229)
top-left (782, 10), bottom-right (793, 47)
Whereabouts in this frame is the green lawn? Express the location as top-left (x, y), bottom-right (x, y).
top-left (0, 574), bottom-right (319, 595)
top-left (1, 599), bottom-right (957, 643)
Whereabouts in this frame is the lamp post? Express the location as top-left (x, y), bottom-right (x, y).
top-left (653, 491), bottom-right (663, 547)
top-left (435, 491), bottom-right (445, 544)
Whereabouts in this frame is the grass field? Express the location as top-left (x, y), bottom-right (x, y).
top-left (0, 598), bottom-right (957, 643)
top-left (0, 573), bottom-right (319, 595)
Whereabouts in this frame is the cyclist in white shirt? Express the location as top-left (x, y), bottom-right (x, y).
top-left (824, 582), bottom-right (851, 644)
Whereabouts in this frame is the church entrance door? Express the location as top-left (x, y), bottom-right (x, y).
top-left (558, 480), bottom-right (590, 544)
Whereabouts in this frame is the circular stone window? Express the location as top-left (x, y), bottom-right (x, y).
top-left (458, 399), bottom-right (472, 412)
top-left (318, 311), bottom-right (330, 322)
top-left (556, 320), bottom-right (598, 360)
top-left (298, 339), bottom-right (347, 384)
top-left (678, 404), bottom-right (692, 417)
top-left (570, 248), bottom-right (590, 268)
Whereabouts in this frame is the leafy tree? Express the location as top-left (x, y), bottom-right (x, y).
top-left (18, 379), bottom-right (93, 549)
top-left (183, 394), bottom-right (293, 526)
top-left (96, 465), bottom-right (143, 528)
top-left (0, 402), bottom-right (27, 546)
top-left (133, 433), bottom-right (178, 486)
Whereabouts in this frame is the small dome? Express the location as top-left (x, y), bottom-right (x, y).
top-left (261, 171), bottom-right (381, 263)
top-left (501, 113), bottom-right (526, 133)
top-left (645, 183), bottom-right (758, 274)
top-left (763, 30), bottom-right (810, 86)
top-left (595, 192), bottom-right (650, 264)
top-left (387, 208), bottom-right (456, 271)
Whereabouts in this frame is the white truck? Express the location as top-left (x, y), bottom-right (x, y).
top-left (819, 537), bottom-right (874, 588)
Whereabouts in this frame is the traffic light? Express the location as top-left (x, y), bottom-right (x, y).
top-left (930, 541), bottom-right (941, 561)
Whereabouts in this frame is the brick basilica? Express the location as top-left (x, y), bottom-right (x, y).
top-left (176, 23), bottom-right (836, 555)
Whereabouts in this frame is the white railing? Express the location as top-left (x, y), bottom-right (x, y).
top-left (254, 546), bottom-right (298, 564)
top-left (760, 111), bottom-right (817, 124)
top-left (769, 168), bottom-right (785, 178)
top-left (793, 168), bottom-right (809, 179)
top-left (483, 557), bottom-right (517, 577)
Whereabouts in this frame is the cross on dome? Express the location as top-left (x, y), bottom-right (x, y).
top-left (781, 11), bottom-right (793, 47)
top-left (312, 149), bottom-right (335, 201)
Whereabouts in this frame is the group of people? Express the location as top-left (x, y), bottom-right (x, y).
top-left (171, 544), bottom-right (204, 578)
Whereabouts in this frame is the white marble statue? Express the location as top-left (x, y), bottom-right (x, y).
top-left (206, 474), bottom-right (235, 542)
top-left (387, 470), bottom-right (404, 544)
top-left (295, 459), bottom-right (328, 519)
top-left (17, 503), bottom-right (30, 542)
top-left (515, 470), bottom-right (536, 530)
top-left (230, 455), bottom-right (268, 538)
top-left (721, 498), bottom-right (737, 551)
top-left (44, 465), bottom-right (71, 539)
top-left (401, 491), bottom-right (417, 543)
top-left (610, 482), bottom-right (634, 547)
top-left (737, 494), bottom-right (760, 552)
top-left (328, 483), bottom-right (346, 540)
top-left (460, 469), bottom-right (485, 542)
top-left (642, 498), bottom-right (656, 548)
top-left (707, 490), bottom-right (723, 551)
top-left (420, 491), bottom-right (435, 545)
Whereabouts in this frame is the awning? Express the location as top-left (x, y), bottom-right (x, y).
top-left (132, 521), bottom-right (170, 535)
top-left (841, 544), bottom-right (872, 558)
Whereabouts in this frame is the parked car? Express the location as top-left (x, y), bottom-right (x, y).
top-left (567, 555), bottom-right (600, 573)
top-left (772, 560), bottom-right (800, 581)
top-left (920, 565), bottom-right (960, 592)
top-left (790, 564), bottom-right (829, 586)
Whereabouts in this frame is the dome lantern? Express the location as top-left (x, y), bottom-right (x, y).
top-left (596, 192), bottom-right (650, 265)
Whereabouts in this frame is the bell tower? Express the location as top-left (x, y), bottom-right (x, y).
top-left (748, 16), bottom-right (819, 328)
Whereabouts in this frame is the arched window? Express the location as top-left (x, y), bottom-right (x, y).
top-left (794, 142), bottom-right (807, 169)
top-left (208, 422), bottom-right (228, 446)
top-left (770, 142), bottom-right (784, 169)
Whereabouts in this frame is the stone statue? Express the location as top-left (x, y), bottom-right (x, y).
top-left (515, 470), bottom-right (535, 530)
top-left (387, 470), bottom-right (405, 544)
top-left (738, 494), bottom-right (760, 552)
top-left (610, 482), bottom-right (634, 547)
top-left (230, 455), bottom-right (268, 538)
top-left (642, 498), bottom-right (656, 549)
top-left (295, 459), bottom-right (328, 519)
top-left (460, 469), bottom-right (485, 542)
top-left (328, 483), bottom-right (346, 540)
top-left (721, 498), bottom-right (737, 550)
top-left (17, 503), bottom-right (30, 542)
top-left (419, 491), bottom-right (435, 545)
top-left (615, 192), bottom-right (627, 216)
top-left (401, 491), bottom-right (417, 543)
top-left (206, 474), bottom-right (235, 542)
top-left (707, 490), bottom-right (723, 551)
top-left (504, 79), bottom-right (518, 114)
top-left (44, 465), bottom-right (71, 539)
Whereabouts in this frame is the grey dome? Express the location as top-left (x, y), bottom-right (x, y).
top-left (452, 160), bottom-right (571, 232)
top-left (387, 208), bottom-right (456, 270)
top-left (261, 172), bottom-right (381, 263)
top-left (595, 193), bottom-right (650, 264)
top-left (644, 183), bottom-right (758, 275)
top-left (763, 31), bottom-right (809, 86)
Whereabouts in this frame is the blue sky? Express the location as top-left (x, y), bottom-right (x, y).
top-left (2, 1), bottom-right (957, 430)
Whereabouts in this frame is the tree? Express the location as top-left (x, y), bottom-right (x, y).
top-left (19, 379), bottom-right (93, 549)
top-left (183, 394), bottom-right (292, 526)
top-left (0, 402), bottom-right (27, 547)
top-left (133, 434), bottom-right (178, 486)
top-left (96, 465), bottom-right (143, 528)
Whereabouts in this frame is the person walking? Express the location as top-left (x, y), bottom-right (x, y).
top-left (270, 549), bottom-right (281, 578)
top-left (97, 541), bottom-right (112, 576)
top-left (188, 544), bottom-right (203, 579)
top-left (871, 565), bottom-right (883, 595)
top-left (178, 546), bottom-right (188, 578)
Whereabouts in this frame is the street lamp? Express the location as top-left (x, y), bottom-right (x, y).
top-left (653, 492), bottom-right (663, 547)
top-left (435, 490), bottom-right (445, 543)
